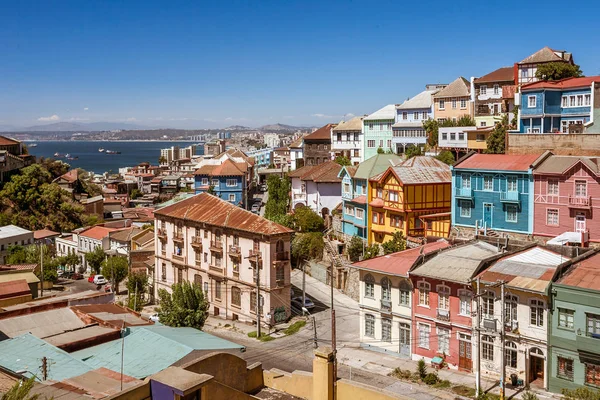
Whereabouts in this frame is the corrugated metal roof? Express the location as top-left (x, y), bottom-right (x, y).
top-left (364, 104), bottom-right (396, 121)
top-left (0, 308), bottom-right (86, 339)
top-left (332, 116), bottom-right (363, 131)
top-left (411, 241), bottom-right (500, 283)
top-left (133, 325), bottom-right (243, 351)
top-left (433, 77), bottom-right (470, 98)
top-left (0, 333), bottom-right (93, 381)
top-left (379, 156), bottom-right (451, 184)
top-left (354, 154), bottom-right (402, 180)
top-left (61, 367), bottom-right (141, 399)
top-left (396, 89), bottom-right (438, 110)
top-left (0, 225), bottom-right (31, 240)
top-left (454, 153), bottom-right (541, 172)
top-left (44, 326), bottom-right (118, 348)
top-left (0, 279), bottom-right (31, 299)
top-left (155, 193), bottom-right (293, 236)
top-left (557, 252), bottom-right (600, 290)
top-left (533, 155), bottom-right (600, 175)
top-left (0, 272), bottom-right (39, 284)
top-left (474, 67), bottom-right (514, 84)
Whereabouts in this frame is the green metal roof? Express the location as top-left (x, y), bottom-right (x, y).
top-left (353, 154), bottom-right (402, 180)
top-left (133, 325), bottom-right (243, 351)
top-left (0, 333), bottom-right (92, 381)
top-left (155, 193), bottom-right (197, 210)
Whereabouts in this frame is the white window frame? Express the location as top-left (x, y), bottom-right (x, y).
top-left (452, 98), bottom-right (457, 109)
top-left (506, 205), bottom-right (518, 223)
top-left (493, 84), bottom-right (499, 95)
top-left (345, 205), bottom-right (354, 216)
top-left (562, 96), bottom-right (569, 108)
top-left (507, 176), bottom-right (518, 192)
top-left (201, 178), bottom-right (209, 185)
top-left (364, 274), bottom-right (375, 298)
top-left (382, 318), bottom-right (392, 343)
top-left (226, 179), bottom-right (237, 187)
top-left (546, 208), bottom-right (559, 226)
top-left (548, 179), bottom-right (559, 196)
top-left (437, 327), bottom-right (450, 354)
top-left (418, 323), bottom-right (430, 349)
top-left (528, 95), bottom-right (537, 108)
top-left (211, 179), bottom-right (219, 187)
top-left (414, 111), bottom-right (419, 120)
top-left (484, 175), bottom-right (493, 191)
top-left (355, 208), bottom-right (364, 220)
top-left (460, 99), bottom-right (467, 109)
top-left (482, 291), bottom-right (495, 319)
top-left (388, 190), bottom-right (399, 202)
top-left (439, 100), bottom-right (445, 110)
top-left (584, 94), bottom-right (591, 106)
top-left (365, 314), bottom-right (375, 337)
top-left (570, 95), bottom-right (576, 107)
top-left (458, 289), bottom-right (472, 316)
top-left (367, 140), bottom-right (375, 148)
top-left (482, 335), bottom-right (494, 361)
top-left (480, 85), bottom-right (487, 95)
top-left (530, 299), bottom-right (545, 327)
top-left (228, 194), bottom-right (236, 202)
top-left (460, 200), bottom-right (471, 218)
top-left (558, 308), bottom-right (574, 330)
top-left (418, 281), bottom-right (430, 307)
top-left (437, 285), bottom-right (450, 310)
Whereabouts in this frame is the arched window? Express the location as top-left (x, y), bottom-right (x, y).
top-left (505, 341), bottom-right (518, 368)
top-left (482, 335), bottom-right (494, 361)
top-left (437, 285), bottom-right (450, 310)
top-left (418, 281), bottom-right (430, 306)
top-left (530, 347), bottom-right (544, 357)
top-left (365, 314), bottom-right (375, 337)
top-left (276, 239), bottom-right (284, 253)
top-left (381, 278), bottom-right (391, 301)
top-left (364, 274), bottom-right (375, 298)
top-left (399, 280), bottom-right (411, 306)
top-left (231, 286), bottom-right (241, 307)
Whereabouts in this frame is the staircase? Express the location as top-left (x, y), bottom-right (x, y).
top-left (322, 229), bottom-right (351, 289)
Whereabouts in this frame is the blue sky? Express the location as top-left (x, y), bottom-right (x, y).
top-left (1, 0), bottom-right (599, 129)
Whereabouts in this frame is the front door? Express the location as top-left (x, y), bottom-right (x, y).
top-left (458, 334), bottom-right (472, 371)
top-left (483, 203), bottom-right (493, 229)
top-left (530, 355), bottom-right (544, 382)
top-left (399, 323), bottom-right (411, 358)
top-left (575, 213), bottom-right (586, 232)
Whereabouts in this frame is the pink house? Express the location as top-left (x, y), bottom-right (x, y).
top-left (533, 154), bottom-right (600, 244)
top-left (409, 241), bottom-right (504, 371)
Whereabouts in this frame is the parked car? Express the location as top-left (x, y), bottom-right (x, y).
top-left (57, 270), bottom-right (64, 277)
top-left (72, 273), bottom-right (83, 280)
top-left (260, 184), bottom-right (267, 192)
top-left (251, 203), bottom-right (260, 214)
top-left (93, 275), bottom-right (107, 285)
top-left (104, 283), bottom-right (112, 293)
top-left (150, 313), bottom-right (160, 323)
top-left (291, 296), bottom-right (315, 311)
top-left (88, 274), bottom-right (95, 283)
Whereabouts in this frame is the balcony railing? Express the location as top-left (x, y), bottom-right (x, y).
top-left (500, 191), bottom-right (520, 203)
top-left (210, 240), bottom-right (223, 252)
top-left (436, 308), bottom-right (450, 321)
top-left (229, 245), bottom-right (241, 258)
top-left (157, 229), bottom-right (167, 240)
top-left (568, 195), bottom-right (591, 208)
top-left (249, 249), bottom-right (262, 262)
top-left (275, 251), bottom-right (289, 262)
top-left (172, 253), bottom-right (184, 263)
top-left (173, 231), bottom-right (184, 242)
top-left (380, 299), bottom-right (392, 312)
top-left (191, 236), bottom-right (203, 249)
top-left (455, 187), bottom-right (473, 200)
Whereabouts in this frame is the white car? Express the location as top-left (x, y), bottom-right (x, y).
top-left (93, 275), bottom-right (108, 285)
top-left (149, 313), bottom-right (160, 323)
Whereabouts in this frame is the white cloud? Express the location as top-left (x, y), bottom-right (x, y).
top-left (68, 117), bottom-right (89, 122)
top-left (125, 117), bottom-right (137, 122)
top-left (344, 113), bottom-right (355, 118)
top-left (311, 113), bottom-right (336, 119)
top-left (83, 107), bottom-right (89, 111)
top-left (224, 117), bottom-right (233, 121)
top-left (38, 114), bottom-right (60, 122)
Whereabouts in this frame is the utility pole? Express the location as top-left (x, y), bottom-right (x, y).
top-left (41, 356), bottom-right (48, 381)
top-left (475, 277), bottom-right (481, 397)
top-left (500, 281), bottom-right (506, 400)
top-left (302, 261), bottom-right (306, 312)
top-left (330, 262), bottom-right (337, 400)
top-left (39, 242), bottom-right (44, 297)
top-left (312, 315), bottom-right (318, 348)
top-left (256, 261), bottom-right (261, 338)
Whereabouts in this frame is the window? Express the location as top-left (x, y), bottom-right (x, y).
top-left (558, 308), bottom-right (574, 330)
top-left (480, 121), bottom-right (487, 127)
top-left (381, 278), bottom-right (391, 301)
top-left (528, 96), bottom-right (536, 108)
top-left (250, 292), bottom-right (256, 312)
top-left (343, 183), bottom-right (350, 193)
top-left (507, 176), bottom-right (518, 192)
top-left (391, 215), bottom-right (402, 228)
top-left (476, 134), bottom-right (485, 141)
top-left (585, 363), bottom-right (600, 387)
top-left (570, 95), bottom-right (576, 107)
top-left (562, 96), bottom-right (569, 107)
top-left (226, 179), bottom-right (237, 187)
top-left (215, 280), bottom-right (221, 299)
top-left (460, 99), bottom-right (467, 109)
top-left (402, 112), bottom-right (408, 120)
top-left (201, 178), bottom-right (209, 185)
top-left (367, 140), bottom-right (375, 148)
top-left (548, 179), bottom-right (559, 195)
top-left (211, 179), bottom-right (219, 187)
top-left (379, 140), bottom-right (383, 148)
top-left (387, 139), bottom-right (392, 149)
top-left (482, 291), bottom-right (494, 318)
top-left (345, 205), bottom-right (354, 216)
top-left (458, 132), bottom-right (465, 141)
top-left (547, 209), bottom-right (559, 226)
top-left (177, 268), bottom-right (183, 284)
top-left (460, 200), bottom-right (471, 218)
top-left (484, 176), bottom-right (493, 191)
top-left (480, 85), bottom-right (487, 95)
top-left (418, 281), bottom-right (430, 306)
top-left (506, 205), bottom-right (518, 223)
top-left (379, 123), bottom-right (384, 131)
top-left (382, 318), bottom-right (392, 342)
top-left (437, 285), bottom-right (450, 310)
top-left (399, 281), bottom-right (411, 306)
top-left (204, 229), bottom-right (208, 238)
top-left (438, 327), bottom-right (450, 354)
top-left (452, 98), bottom-right (457, 109)
top-left (388, 190), bottom-right (399, 202)
top-left (493, 84), bottom-right (499, 95)
top-left (505, 341), bottom-right (518, 368)
top-left (422, 111), bottom-right (428, 119)
top-left (377, 187), bottom-right (383, 198)
top-left (356, 209), bottom-right (364, 220)
top-left (459, 290), bottom-right (472, 316)
top-left (368, 123), bottom-right (373, 130)
top-left (585, 94), bottom-right (591, 106)
top-left (482, 335), bottom-right (494, 361)
top-left (530, 299), bottom-right (544, 327)
top-left (161, 263), bottom-right (167, 282)
top-left (522, 69), bottom-right (528, 78)
top-left (412, 111), bottom-right (419, 120)
top-left (575, 180), bottom-right (587, 197)
top-left (365, 314), bottom-right (375, 337)
top-left (400, 323), bottom-right (410, 346)
top-left (462, 174), bottom-right (471, 189)
top-left (354, 149), bottom-right (359, 157)
top-left (204, 252), bottom-right (208, 263)
top-left (364, 274), bottom-right (375, 298)
top-left (439, 100), bottom-right (445, 110)
top-left (577, 95), bottom-right (584, 106)
top-left (442, 132), bottom-right (447, 140)
top-left (228, 194), bottom-right (235, 202)
top-left (505, 295), bottom-right (518, 324)
top-left (557, 357), bottom-right (574, 381)
top-left (418, 323), bottom-right (430, 349)
top-left (587, 313), bottom-right (600, 337)
top-left (276, 264), bottom-right (284, 282)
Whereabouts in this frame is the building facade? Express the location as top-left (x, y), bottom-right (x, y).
top-left (363, 105), bottom-right (396, 160)
top-left (472, 67), bottom-right (515, 128)
top-left (516, 47), bottom-right (574, 86)
top-left (154, 193), bottom-right (293, 327)
top-left (0, 225), bottom-right (34, 264)
top-left (303, 124), bottom-right (336, 166)
top-left (331, 116), bottom-right (364, 165)
top-left (433, 77), bottom-right (474, 123)
top-left (289, 161), bottom-right (342, 217)
top-left (438, 126), bottom-right (492, 154)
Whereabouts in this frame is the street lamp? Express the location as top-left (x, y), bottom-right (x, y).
top-left (302, 307), bottom-right (318, 349)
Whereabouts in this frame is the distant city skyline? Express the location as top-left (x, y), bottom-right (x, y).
top-left (1, 0), bottom-right (599, 129)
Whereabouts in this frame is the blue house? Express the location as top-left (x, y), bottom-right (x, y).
top-left (519, 76), bottom-right (600, 133)
top-left (339, 154), bottom-right (401, 241)
top-left (451, 153), bottom-right (542, 235)
top-left (194, 158), bottom-right (248, 207)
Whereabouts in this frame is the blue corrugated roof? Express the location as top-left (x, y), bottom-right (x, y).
top-left (131, 325), bottom-right (243, 351)
top-left (0, 333), bottom-right (92, 381)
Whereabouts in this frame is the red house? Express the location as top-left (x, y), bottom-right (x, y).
top-left (533, 153), bottom-right (600, 244)
top-left (409, 241), bottom-right (505, 371)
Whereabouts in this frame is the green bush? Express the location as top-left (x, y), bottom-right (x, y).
top-left (521, 391), bottom-right (539, 400)
top-left (561, 387), bottom-right (600, 400)
top-left (247, 331), bottom-right (258, 338)
top-left (423, 372), bottom-right (438, 385)
top-left (284, 320), bottom-right (306, 335)
top-left (433, 379), bottom-right (450, 388)
top-left (416, 358), bottom-right (427, 379)
top-left (247, 331), bottom-right (275, 341)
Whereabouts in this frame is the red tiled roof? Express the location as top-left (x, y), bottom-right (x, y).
top-left (287, 161), bottom-right (342, 183)
top-left (0, 136), bottom-right (19, 146)
top-left (56, 170), bottom-right (79, 183)
top-left (454, 153), bottom-right (542, 171)
top-left (521, 76), bottom-right (600, 91)
top-left (350, 195), bottom-right (367, 205)
top-left (155, 193), bottom-right (293, 236)
top-left (474, 67), bottom-right (514, 83)
top-left (558, 252), bottom-right (600, 290)
top-left (34, 228), bottom-right (60, 240)
top-left (353, 241), bottom-right (450, 276)
top-left (0, 279), bottom-right (31, 299)
top-left (304, 123), bottom-right (337, 141)
top-left (369, 197), bottom-right (384, 208)
top-left (194, 159), bottom-right (246, 176)
top-left (80, 226), bottom-right (118, 241)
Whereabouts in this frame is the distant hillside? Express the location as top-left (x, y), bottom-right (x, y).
top-left (258, 123), bottom-right (310, 132)
top-left (224, 125), bottom-right (253, 130)
top-left (14, 121), bottom-right (148, 132)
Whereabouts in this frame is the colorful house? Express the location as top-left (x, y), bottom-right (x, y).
top-left (432, 77), bottom-right (474, 123)
top-left (519, 76), bottom-right (600, 134)
top-left (472, 67), bottom-right (515, 128)
top-left (354, 240), bottom-right (450, 358)
top-left (548, 250), bottom-right (600, 394)
top-left (368, 156), bottom-right (451, 245)
top-left (339, 154), bottom-right (401, 242)
top-left (363, 105), bottom-right (396, 160)
top-left (451, 153), bottom-right (542, 235)
top-left (532, 153), bottom-right (600, 244)
top-left (331, 116), bottom-right (364, 165)
top-left (194, 158), bottom-right (248, 207)
top-left (516, 47), bottom-right (574, 86)
top-left (438, 126), bottom-right (493, 155)
top-left (289, 161), bottom-right (342, 217)
top-left (303, 123), bottom-right (336, 166)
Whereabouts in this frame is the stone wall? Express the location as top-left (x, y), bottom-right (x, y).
top-left (508, 133), bottom-right (600, 156)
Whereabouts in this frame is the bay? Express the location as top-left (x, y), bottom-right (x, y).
top-left (26, 141), bottom-right (204, 174)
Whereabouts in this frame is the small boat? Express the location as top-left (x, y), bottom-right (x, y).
top-left (65, 153), bottom-right (71, 158)
top-left (105, 150), bottom-right (121, 154)
top-left (53, 152), bottom-right (64, 158)
top-left (98, 148), bottom-right (105, 152)
top-left (67, 155), bottom-right (79, 160)
top-left (29, 143), bottom-right (38, 147)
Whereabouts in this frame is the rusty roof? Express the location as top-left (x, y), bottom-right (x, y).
top-left (343, 165), bottom-right (358, 178)
top-left (0, 279), bottom-right (30, 299)
top-left (54, 169), bottom-right (79, 184)
top-left (154, 193), bottom-right (293, 236)
top-left (288, 161), bottom-right (342, 183)
top-left (0, 136), bottom-right (19, 146)
top-left (304, 123), bottom-right (336, 141)
top-left (474, 66), bottom-right (514, 84)
top-left (374, 156), bottom-right (451, 185)
top-left (557, 252), bottom-right (600, 290)
top-left (518, 46), bottom-right (572, 65)
top-left (534, 154), bottom-right (600, 175)
top-left (194, 158), bottom-right (247, 176)
top-left (80, 226), bottom-right (118, 241)
top-left (353, 241), bottom-right (450, 277)
top-left (522, 76), bottom-right (600, 91)
top-left (502, 84), bottom-right (516, 100)
top-left (33, 228), bottom-right (60, 240)
top-left (454, 153), bottom-right (542, 172)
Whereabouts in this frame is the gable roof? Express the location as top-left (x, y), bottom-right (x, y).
top-left (154, 193), bottom-right (293, 236)
top-left (33, 228), bottom-right (60, 240)
top-left (0, 136), bottom-right (19, 146)
top-left (54, 169), bottom-right (79, 183)
top-left (521, 76), bottom-right (600, 91)
top-left (288, 161), bottom-right (343, 183)
top-left (518, 46), bottom-right (572, 65)
top-left (433, 77), bottom-right (471, 98)
top-left (474, 67), bottom-right (514, 84)
top-left (354, 154), bottom-right (402, 180)
top-left (372, 156), bottom-right (451, 184)
top-left (332, 116), bottom-right (364, 131)
top-left (532, 155), bottom-right (600, 175)
top-left (109, 227), bottom-right (142, 243)
top-left (353, 240), bottom-right (450, 277)
top-left (80, 226), bottom-right (118, 241)
top-left (339, 165), bottom-right (358, 179)
top-left (304, 123), bottom-right (336, 141)
top-left (364, 104), bottom-right (396, 121)
top-left (454, 153), bottom-right (542, 172)
top-left (193, 158), bottom-right (247, 177)
top-left (556, 251), bottom-right (600, 291)
top-left (289, 135), bottom-right (305, 148)
top-left (396, 89), bottom-right (439, 110)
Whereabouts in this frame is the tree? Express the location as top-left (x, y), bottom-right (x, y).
top-left (405, 145), bottom-right (423, 159)
top-left (130, 188), bottom-right (142, 199)
top-left (157, 281), bottom-right (209, 329)
top-left (86, 246), bottom-right (106, 274)
top-left (292, 232), bottom-right (324, 263)
top-left (435, 150), bottom-right (455, 165)
top-left (347, 235), bottom-right (364, 262)
top-left (423, 119), bottom-right (439, 148)
top-left (1, 377), bottom-right (42, 400)
top-left (510, 105), bottom-right (519, 130)
top-left (60, 252), bottom-right (81, 272)
top-left (363, 243), bottom-right (380, 260)
top-left (264, 174), bottom-right (290, 221)
top-left (101, 256), bottom-right (128, 293)
top-left (207, 184), bottom-right (216, 195)
top-left (39, 158), bottom-right (69, 179)
top-left (158, 155), bottom-right (167, 164)
top-left (376, 147), bottom-right (385, 154)
top-left (536, 62), bottom-right (583, 81)
top-left (334, 155), bottom-right (351, 166)
top-left (127, 272), bottom-right (149, 311)
top-left (290, 206), bottom-right (324, 232)
top-left (485, 115), bottom-right (508, 154)
top-left (456, 115), bottom-right (476, 127)
top-left (382, 231), bottom-right (406, 255)
top-left (561, 387), bottom-right (600, 400)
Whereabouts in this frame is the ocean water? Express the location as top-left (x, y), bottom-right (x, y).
top-left (26, 141), bottom-right (204, 174)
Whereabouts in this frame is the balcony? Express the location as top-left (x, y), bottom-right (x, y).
top-left (568, 195), bottom-right (591, 209)
top-left (157, 229), bottom-right (167, 241)
top-left (209, 265), bottom-right (223, 275)
top-left (500, 191), bottom-right (520, 204)
top-left (576, 332), bottom-right (600, 354)
top-left (274, 251), bottom-right (289, 263)
top-left (249, 249), bottom-right (262, 263)
top-left (191, 236), bottom-right (203, 249)
top-left (229, 245), bottom-right (241, 259)
top-left (505, 321), bottom-right (519, 333)
top-left (482, 318), bottom-right (497, 332)
top-left (436, 308), bottom-right (450, 322)
top-left (380, 299), bottom-right (392, 312)
top-left (210, 240), bottom-right (223, 253)
top-left (172, 253), bottom-right (185, 263)
top-left (455, 187), bottom-right (473, 200)
top-left (173, 231), bottom-right (184, 243)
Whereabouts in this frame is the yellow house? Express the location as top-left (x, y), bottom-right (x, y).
top-left (432, 76), bottom-right (474, 123)
top-left (368, 156), bottom-right (451, 245)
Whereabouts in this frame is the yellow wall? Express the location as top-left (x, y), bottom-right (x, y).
top-left (263, 369), bottom-right (313, 399)
top-left (422, 216), bottom-right (451, 238)
top-left (433, 97), bottom-right (474, 120)
top-left (337, 379), bottom-right (410, 400)
top-left (0, 294), bottom-right (32, 307)
top-left (467, 130), bottom-right (490, 151)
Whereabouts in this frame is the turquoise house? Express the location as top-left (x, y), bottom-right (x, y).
top-left (339, 154), bottom-right (401, 241)
top-left (363, 105), bottom-right (396, 160)
top-left (451, 152), bottom-right (542, 234)
top-left (194, 158), bottom-right (249, 207)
